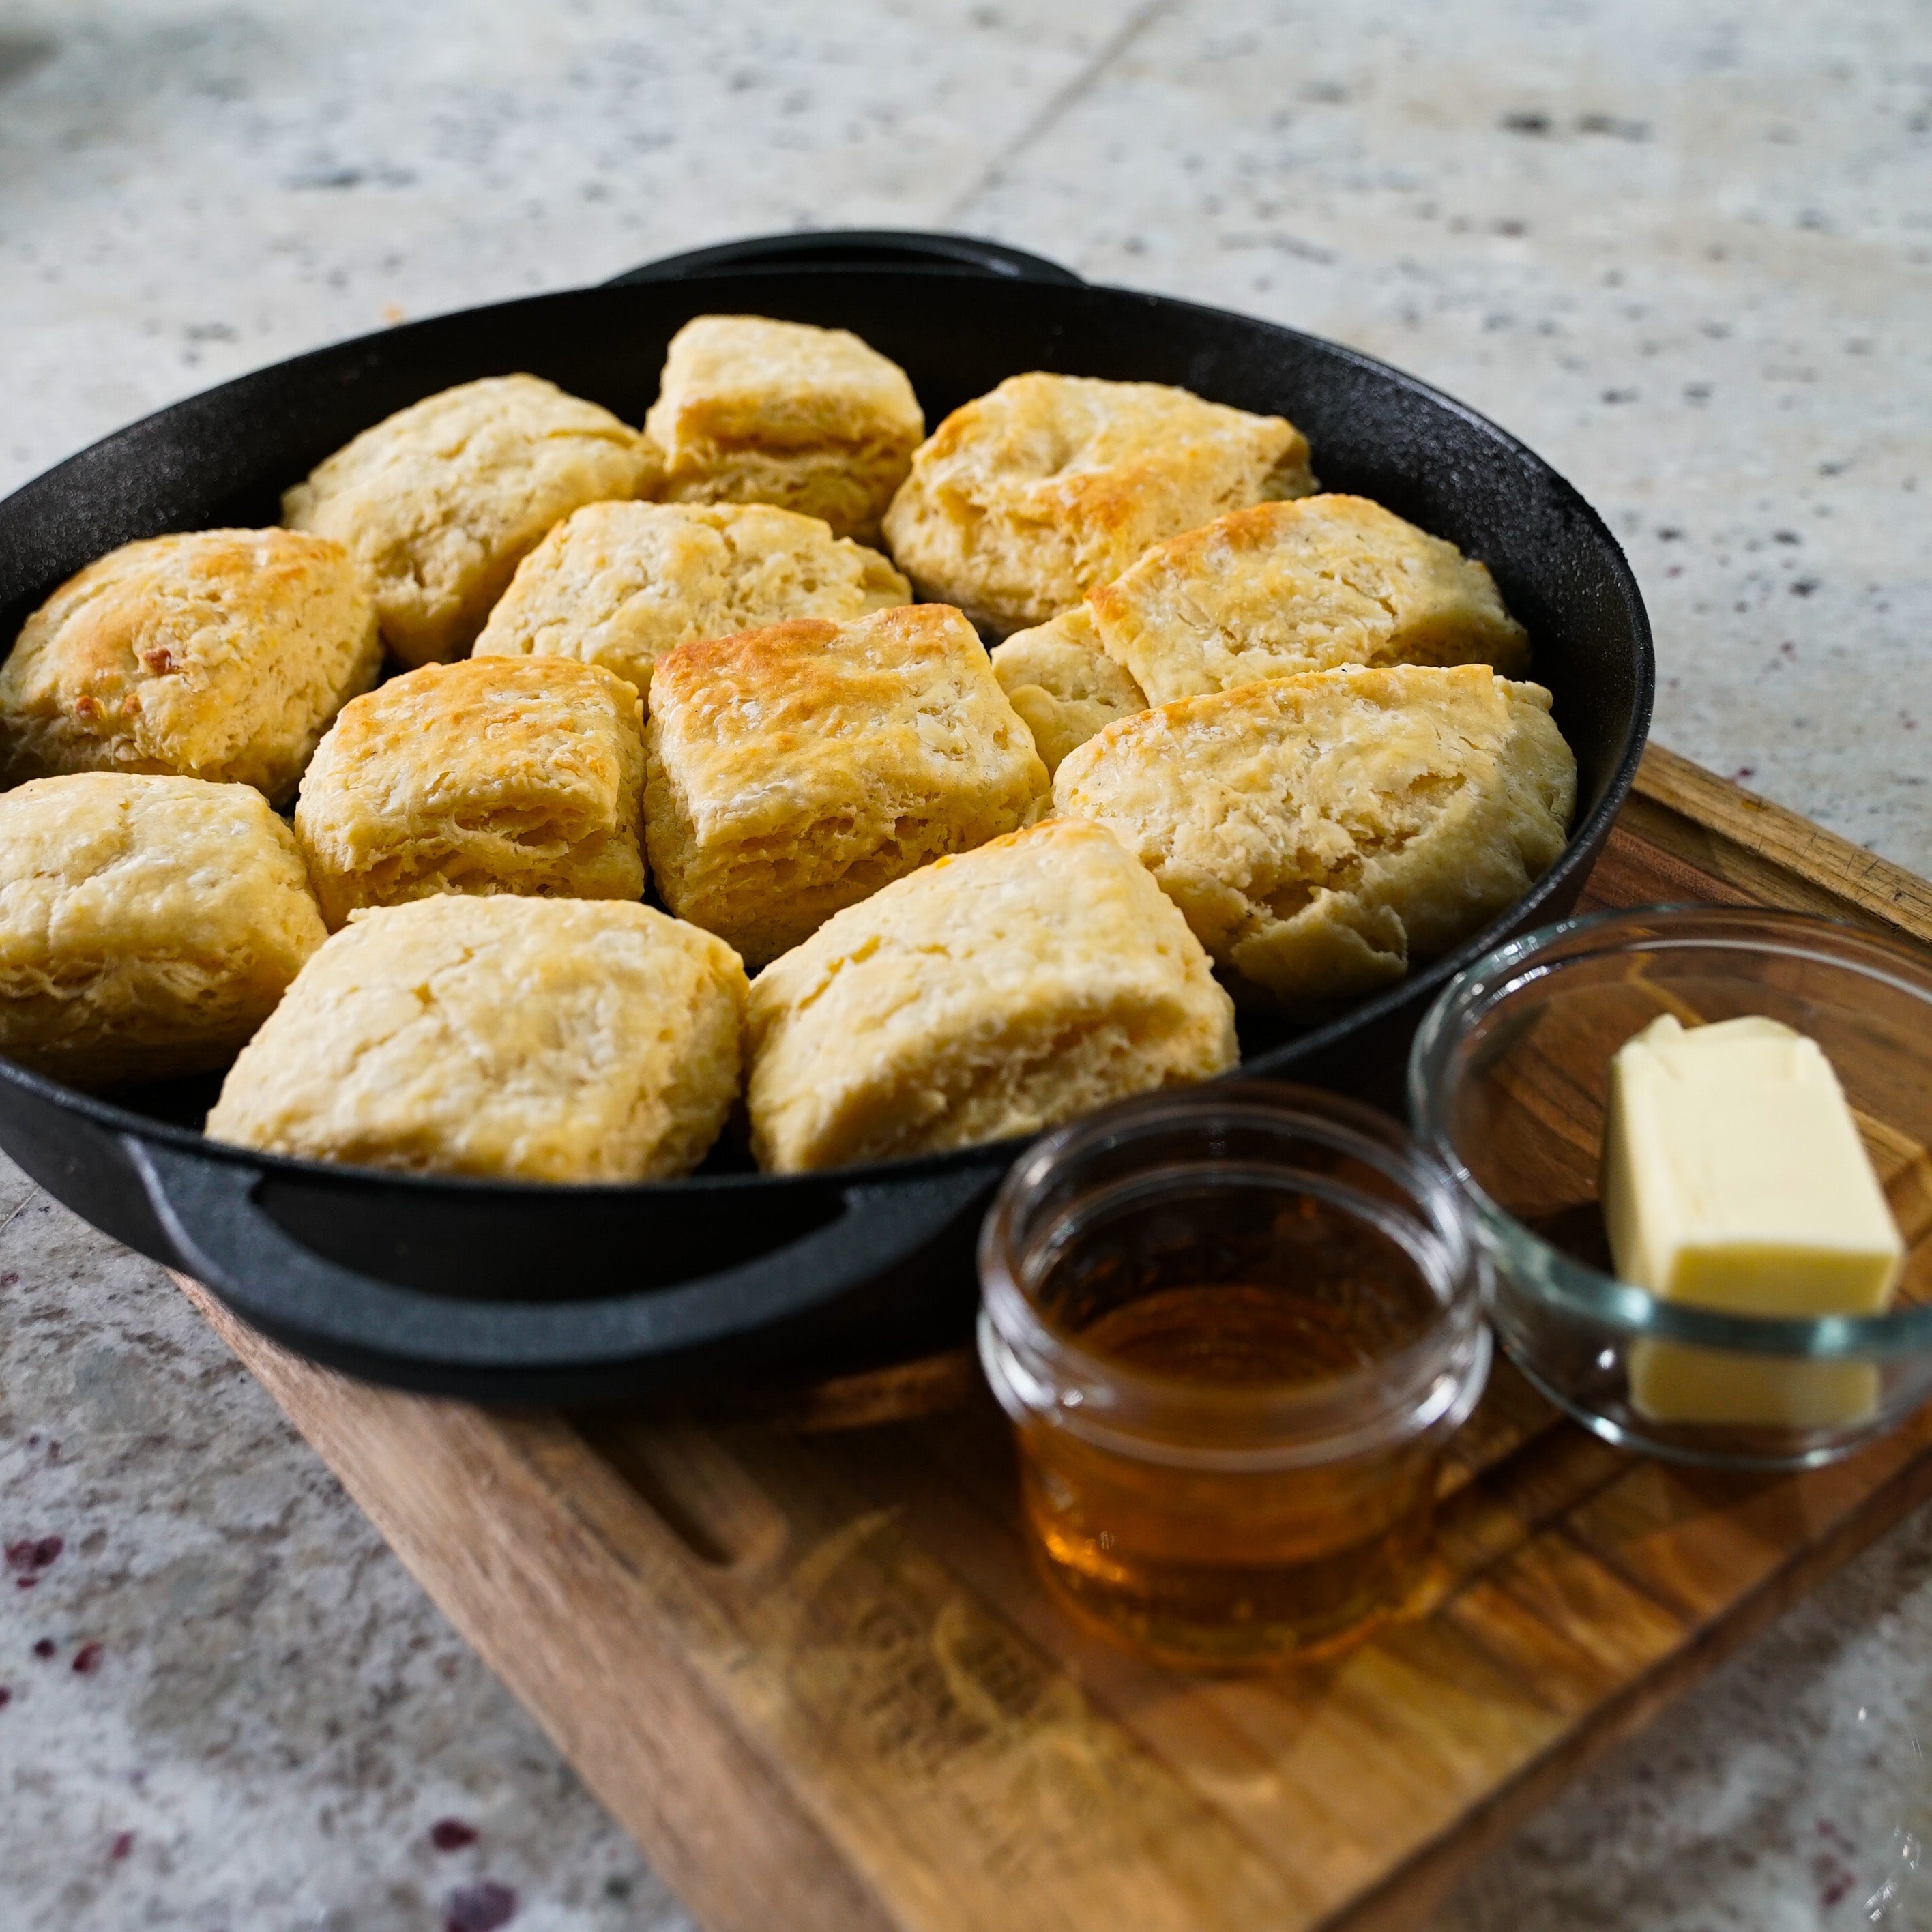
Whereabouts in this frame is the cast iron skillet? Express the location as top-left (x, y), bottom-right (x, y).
top-left (0, 231), bottom-right (1653, 1404)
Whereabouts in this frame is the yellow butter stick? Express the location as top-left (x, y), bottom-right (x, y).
top-left (1600, 1014), bottom-right (1904, 1427)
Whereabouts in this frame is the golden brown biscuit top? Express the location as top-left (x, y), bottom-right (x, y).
top-left (285, 374), bottom-right (653, 510)
top-left (748, 815), bottom-right (1199, 1025)
top-left (204, 894), bottom-right (747, 1182)
top-left (298, 656), bottom-right (643, 837)
top-left (1057, 661), bottom-right (1557, 819)
top-left (0, 529), bottom-right (373, 782)
top-left (1053, 662), bottom-right (1575, 963)
top-left (5, 528), bottom-right (349, 699)
top-left (472, 500), bottom-right (910, 694)
top-left (280, 375), bottom-right (661, 666)
top-left (645, 315), bottom-right (924, 457)
top-left (880, 372), bottom-right (1317, 634)
top-left (900, 372), bottom-right (1310, 518)
top-left (647, 602), bottom-right (1044, 823)
top-left (0, 771), bottom-right (324, 971)
top-left (1085, 494), bottom-right (1530, 703)
top-left (742, 814), bottom-right (1238, 1169)
top-left (282, 370), bottom-right (653, 510)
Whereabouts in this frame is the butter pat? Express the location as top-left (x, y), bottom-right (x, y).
top-left (1603, 1014), bottom-right (1903, 1313)
top-left (1602, 1014), bottom-right (1903, 1428)
top-left (1627, 1340), bottom-right (1879, 1431)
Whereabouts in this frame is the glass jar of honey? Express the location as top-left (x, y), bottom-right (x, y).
top-left (978, 1082), bottom-right (1489, 1673)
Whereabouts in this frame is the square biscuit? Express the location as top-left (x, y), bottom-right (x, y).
top-left (206, 896), bottom-right (747, 1182)
top-left (644, 603), bottom-right (1047, 968)
top-left (989, 606), bottom-right (1149, 777)
top-left (643, 317), bottom-right (924, 542)
top-left (1053, 664), bottom-right (1577, 1006)
top-left (1083, 493), bottom-right (1531, 705)
top-left (282, 375), bottom-right (662, 668)
top-left (0, 528), bottom-right (381, 801)
top-left (472, 500), bottom-right (910, 701)
top-left (0, 772), bottom-right (326, 1087)
top-left (294, 656), bottom-right (646, 929)
top-left (746, 817), bottom-right (1238, 1172)
top-left (881, 373), bottom-right (1316, 636)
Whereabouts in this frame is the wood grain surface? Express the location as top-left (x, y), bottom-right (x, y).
top-left (174, 748), bottom-right (1932, 1932)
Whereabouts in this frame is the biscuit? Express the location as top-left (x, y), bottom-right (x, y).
top-left (644, 603), bottom-right (1048, 968)
top-left (472, 500), bottom-right (910, 700)
top-left (746, 817), bottom-right (1238, 1172)
top-left (294, 656), bottom-right (646, 929)
top-left (643, 317), bottom-right (924, 542)
top-left (0, 773), bottom-right (326, 1086)
top-left (206, 896), bottom-right (746, 1182)
top-left (282, 375), bottom-right (660, 667)
top-left (1053, 664), bottom-right (1577, 1006)
top-left (1083, 494), bottom-right (1531, 705)
top-left (0, 529), bottom-right (381, 800)
top-left (989, 607), bottom-right (1149, 777)
top-left (880, 374), bottom-right (1316, 635)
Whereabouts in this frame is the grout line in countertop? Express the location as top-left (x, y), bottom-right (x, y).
top-left (942, 0), bottom-right (1182, 227)
top-left (0, 1184), bottom-right (40, 1238)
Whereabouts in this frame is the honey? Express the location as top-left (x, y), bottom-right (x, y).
top-left (979, 1083), bottom-right (1487, 1672)
top-left (1020, 1280), bottom-right (1444, 1668)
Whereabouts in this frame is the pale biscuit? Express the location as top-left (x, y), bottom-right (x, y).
top-left (207, 896), bottom-right (746, 1182)
top-left (644, 603), bottom-right (1048, 969)
top-left (1053, 664), bottom-right (1577, 1006)
top-left (0, 773), bottom-right (326, 1086)
top-left (989, 607), bottom-right (1149, 777)
top-left (282, 375), bottom-right (661, 667)
top-left (0, 529), bottom-right (381, 800)
top-left (471, 500), bottom-right (910, 700)
top-left (746, 817), bottom-right (1238, 1173)
top-left (643, 317), bottom-right (924, 542)
top-left (1085, 494), bottom-right (1531, 704)
top-left (880, 374), bottom-right (1316, 635)
top-left (294, 656), bottom-right (646, 930)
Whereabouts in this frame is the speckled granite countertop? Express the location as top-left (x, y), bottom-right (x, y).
top-left (1, 3), bottom-right (1928, 1928)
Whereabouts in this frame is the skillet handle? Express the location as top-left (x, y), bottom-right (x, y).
top-left (128, 1137), bottom-right (1000, 1392)
top-left (605, 229), bottom-right (1083, 287)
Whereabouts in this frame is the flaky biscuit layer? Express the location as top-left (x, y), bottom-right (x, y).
top-left (881, 373), bottom-right (1315, 634)
top-left (0, 772), bottom-right (326, 1085)
top-left (643, 602), bottom-right (1047, 968)
top-left (1085, 494), bottom-right (1530, 704)
top-left (0, 529), bottom-right (380, 800)
top-left (990, 607), bottom-right (1150, 777)
top-left (294, 656), bottom-right (647, 929)
top-left (644, 317), bottom-right (923, 542)
top-left (1054, 663), bottom-right (1577, 1006)
top-left (746, 817), bottom-right (1237, 1171)
top-left (283, 375), bottom-right (660, 667)
top-left (473, 500), bottom-right (908, 699)
top-left (207, 896), bottom-right (746, 1182)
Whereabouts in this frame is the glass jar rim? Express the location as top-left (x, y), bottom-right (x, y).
top-left (977, 1083), bottom-right (1491, 1469)
top-left (1407, 903), bottom-right (1932, 1362)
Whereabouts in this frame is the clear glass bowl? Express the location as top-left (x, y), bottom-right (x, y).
top-left (977, 1083), bottom-right (1489, 1670)
top-left (1409, 905), bottom-right (1932, 1468)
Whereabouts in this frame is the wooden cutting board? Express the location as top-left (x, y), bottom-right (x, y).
top-left (175, 746), bottom-right (1932, 1932)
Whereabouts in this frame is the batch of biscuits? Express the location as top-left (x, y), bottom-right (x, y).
top-left (0, 315), bottom-right (1576, 1182)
